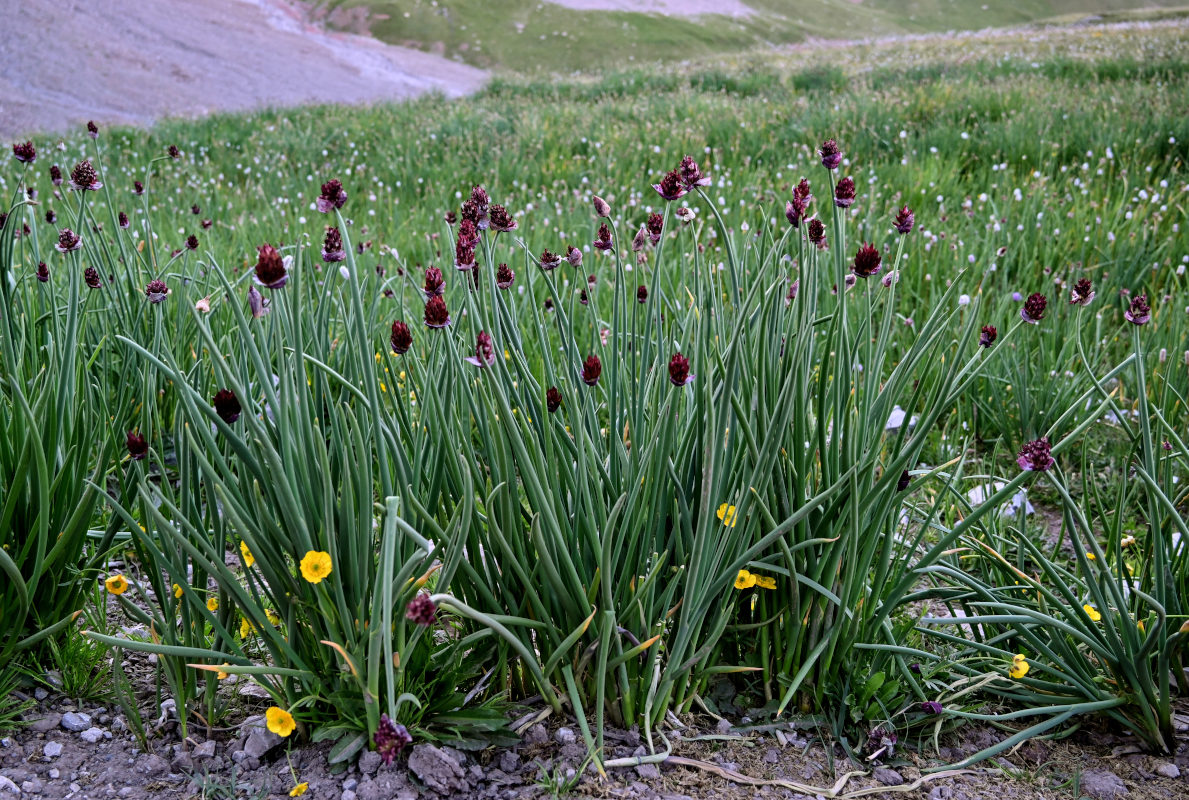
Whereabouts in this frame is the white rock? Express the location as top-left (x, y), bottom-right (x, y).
top-left (43, 741), bottom-right (64, 759)
top-left (79, 727), bottom-right (105, 744)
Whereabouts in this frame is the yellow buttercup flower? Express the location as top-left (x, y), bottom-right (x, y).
top-left (1083, 604), bottom-right (1102, 622)
top-left (239, 616), bottom-right (256, 639)
top-left (105, 574), bottom-right (129, 595)
top-left (216, 663), bottom-right (230, 680)
top-left (206, 596), bottom-right (219, 612)
top-left (299, 550), bottom-right (333, 584)
top-left (240, 541), bottom-right (255, 568)
top-left (1085, 552), bottom-right (1096, 561)
top-left (1009, 654), bottom-right (1030, 679)
top-left (289, 783), bottom-right (309, 797)
top-left (173, 583), bottom-right (184, 599)
top-left (717, 503), bottom-right (737, 528)
top-left (266, 609), bottom-right (281, 626)
top-left (266, 706), bottom-right (296, 737)
top-left (734, 570), bottom-right (756, 590)
top-left (754, 575), bottom-right (777, 590)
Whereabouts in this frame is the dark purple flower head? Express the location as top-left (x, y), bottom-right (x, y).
top-left (444, 211), bottom-right (457, 225)
top-left (794, 178), bottom-right (813, 204)
top-left (317, 179), bottom-right (347, 213)
top-left (424, 295), bottom-right (451, 329)
top-left (126, 430), bottom-right (148, 460)
top-left (406, 593), bottom-right (437, 626)
top-left (833, 177), bottom-right (856, 209)
top-left (185, 234), bottom-right (199, 251)
top-left (390, 320), bottom-right (412, 354)
top-left (423, 267), bottom-right (444, 297)
top-left (819, 138), bottom-right (843, 170)
top-left (894, 205), bottom-right (915, 235)
top-left (496, 263), bottom-right (515, 290)
top-left (851, 242), bottom-right (882, 279)
top-left (546, 386), bottom-right (562, 413)
top-left (539, 248), bottom-right (562, 271)
top-left (469, 185), bottom-right (489, 211)
top-left (679, 155), bottom-right (710, 188)
top-left (248, 285), bottom-right (270, 319)
top-left (201, 218), bottom-right (212, 230)
top-left (133, 180), bottom-right (144, 196)
top-left (578, 289), bottom-right (589, 306)
top-left (454, 238), bottom-right (476, 272)
top-left (543, 297), bottom-right (554, 312)
top-left (86, 121), bottom-right (98, 139)
top-left (1017, 437), bottom-right (1054, 472)
top-left (582, 354), bottom-right (602, 387)
top-left (253, 244), bottom-right (288, 289)
top-left (213, 389), bottom-right (242, 424)
top-left (460, 198), bottom-right (486, 230)
top-left (653, 170), bottom-right (687, 202)
top-left (118, 212), bottom-right (130, 229)
top-left (897, 470), bottom-right (911, 491)
top-left (565, 245), bottom-right (583, 268)
top-left (321, 226), bottom-right (345, 262)
top-left (144, 279), bottom-right (169, 303)
top-left (592, 195), bottom-right (611, 218)
top-left (45, 208), bottom-right (56, 224)
top-left (488, 204), bottom-right (516, 232)
top-left (191, 204), bottom-right (201, 215)
top-left (1070, 278), bottom-right (1095, 306)
top-left (50, 164), bottom-right (63, 185)
top-left (69, 159), bottom-right (102, 192)
top-left (668, 352), bottom-right (693, 387)
top-left (56, 228), bottom-right (82, 253)
top-left (631, 225), bottom-right (647, 252)
top-left (465, 330), bottom-right (497, 368)
top-left (920, 701), bottom-right (944, 715)
top-left (979, 325), bottom-right (997, 348)
top-left (646, 212), bottom-right (663, 245)
top-left (807, 218), bottom-right (827, 249)
top-left (785, 195), bottom-right (807, 228)
top-left (83, 267), bottom-right (102, 289)
top-left (1020, 292), bottom-right (1047, 324)
top-left (167, 145), bottom-right (180, 160)
top-left (373, 713), bottom-right (412, 766)
top-left (594, 223), bottom-right (613, 252)
top-left (637, 285), bottom-right (648, 304)
top-left (12, 141), bottom-right (36, 163)
top-left (1124, 294), bottom-right (1151, 325)
top-left (36, 262), bottom-right (49, 283)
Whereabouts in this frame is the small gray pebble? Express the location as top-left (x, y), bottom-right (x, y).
top-left (555, 727), bottom-right (577, 745)
top-left (1156, 763), bottom-right (1180, 779)
top-left (342, 778), bottom-right (358, 791)
top-left (61, 712), bottom-right (92, 732)
top-left (79, 727), bottom-right (105, 744)
top-left (44, 741), bottom-right (64, 758)
top-left (341, 792), bottom-right (357, 800)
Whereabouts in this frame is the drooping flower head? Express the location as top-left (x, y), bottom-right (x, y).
top-left (374, 714), bottom-right (413, 766)
top-left (36, 262), bottom-right (49, 282)
top-left (785, 279), bottom-right (799, 306)
top-left (132, 180), bottom-right (144, 195)
top-left (423, 267), bottom-right (444, 297)
top-left (118, 212), bottom-right (129, 229)
top-left (213, 389), bottom-right (242, 423)
top-left (920, 701), bottom-right (944, 715)
top-left (12, 141), bottom-right (36, 163)
top-left (56, 228), bottom-right (82, 253)
top-left (582, 354), bottom-right (602, 387)
top-left (668, 352), bottom-right (693, 387)
top-left (632, 225), bottom-right (647, 252)
top-left (167, 144), bottom-right (181, 159)
top-left (496, 263), bottom-right (515, 290)
top-left (1017, 437), bottom-right (1054, 472)
top-left (144, 279), bottom-right (169, 303)
top-left (636, 285), bottom-right (648, 304)
top-left (83, 267), bottom-right (102, 289)
top-left (807, 218), bottom-right (827, 249)
top-left (488, 204), bottom-right (516, 233)
top-left (423, 295), bottom-right (452, 329)
top-left (1020, 292), bottom-right (1047, 324)
top-left (406, 593), bottom-right (437, 626)
top-left (546, 386), bottom-right (562, 413)
top-left (646, 212), bottom-right (663, 245)
top-left (321, 227), bottom-right (345, 262)
top-left (69, 159), bottom-right (102, 192)
top-left (539, 248), bottom-right (562, 271)
top-left (594, 223), bottom-right (613, 252)
top-left (893, 205), bottom-right (915, 234)
top-left (316, 179), bottom-right (347, 213)
top-left (818, 138), bottom-right (843, 170)
top-left (565, 245), bottom-right (583, 268)
top-left (465, 330), bottom-right (497, 368)
top-left (679, 155), bottom-right (710, 188)
top-left (49, 164), bottom-right (63, 185)
top-left (253, 244), bottom-right (288, 288)
top-left (390, 321), bottom-right (412, 354)
top-left (126, 430), bottom-right (148, 460)
top-left (248, 285), bottom-right (270, 318)
top-left (851, 242), bottom-right (882, 279)
top-left (593, 195), bottom-right (611, 218)
top-left (1124, 294), bottom-right (1151, 325)
top-left (1069, 278), bottom-right (1095, 306)
top-left (979, 325), bottom-right (997, 348)
top-left (652, 169), bottom-right (687, 202)
top-left (785, 195), bottom-right (808, 228)
top-left (833, 177), bottom-right (856, 208)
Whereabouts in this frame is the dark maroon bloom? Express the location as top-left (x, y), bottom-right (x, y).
top-left (920, 701), bottom-right (944, 715)
top-left (423, 267), bottom-right (444, 297)
top-left (807, 218), bottom-right (827, 249)
top-left (83, 267), bottom-right (102, 289)
top-left (819, 139), bottom-right (843, 170)
top-left (893, 205), bottom-right (915, 235)
top-left (390, 320), bottom-right (412, 354)
top-left (406, 592), bottom-right (437, 626)
top-left (679, 155), bottom-right (710, 189)
top-left (1124, 294), bottom-right (1151, 325)
top-left (488, 204), bottom-right (517, 233)
top-left (0, 212), bottom-right (7, 230)
top-left (316, 179), bottom-right (347, 213)
top-left (539, 248), bottom-right (562, 271)
top-left (544, 297), bottom-right (554, 312)
top-left (833, 177), bottom-right (855, 209)
top-left (632, 226), bottom-right (647, 252)
top-left (69, 159), bottom-right (102, 192)
top-left (668, 352), bottom-right (693, 387)
top-left (1017, 437), bottom-right (1054, 472)
top-left (86, 121), bottom-right (98, 139)
top-left (652, 169), bottom-right (687, 202)
top-left (321, 226), bottom-right (345, 262)
top-left (444, 211), bottom-right (457, 225)
top-left (794, 178), bottom-right (813, 205)
top-left (12, 141), bottom-right (36, 163)
top-left (851, 242), bottom-right (882, 279)
top-left (593, 196), bottom-right (611, 218)
top-left (45, 209), bottom-right (56, 224)
top-left (133, 180), bottom-right (144, 196)
top-left (36, 262), bottom-right (49, 282)
top-left (565, 245), bottom-right (583, 268)
top-left (581, 354), bottom-right (601, 387)
top-left (167, 145), bottom-right (180, 160)
top-left (637, 285), bottom-right (648, 304)
top-left (546, 386), bottom-right (562, 413)
top-left (56, 228), bottom-right (82, 253)
top-left (126, 431), bottom-right (148, 460)
top-left (785, 195), bottom-right (808, 228)
top-left (496, 263), bottom-right (515, 290)
top-left (213, 389), bottom-right (242, 423)
top-left (374, 713), bottom-right (412, 766)
top-left (460, 198), bottom-right (486, 230)
top-left (49, 164), bottom-right (62, 185)
top-left (979, 325), bottom-right (997, 348)
top-left (1069, 278), bottom-right (1094, 306)
top-left (185, 234), bottom-right (199, 251)
top-left (26, 187), bottom-right (37, 202)
top-left (578, 289), bottom-right (589, 306)
top-left (470, 185), bottom-right (489, 211)
top-left (191, 204), bottom-right (201, 215)
top-left (424, 295), bottom-right (451, 329)
top-left (646, 212), bottom-right (663, 245)
top-left (897, 470), bottom-right (911, 491)
top-left (594, 223), bottom-right (613, 252)
top-left (1020, 292), bottom-right (1047, 324)
top-left (144, 279), bottom-right (169, 303)
top-left (465, 330), bottom-right (497, 368)
top-left (201, 218), bottom-right (212, 230)
top-left (118, 212), bottom-right (129, 229)
top-left (454, 238), bottom-right (476, 271)
top-left (253, 244), bottom-right (288, 288)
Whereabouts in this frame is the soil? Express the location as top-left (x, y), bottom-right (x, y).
top-left (0, 0), bottom-right (487, 140)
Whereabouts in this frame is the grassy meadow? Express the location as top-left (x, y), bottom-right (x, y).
top-left (2, 14), bottom-right (1188, 780)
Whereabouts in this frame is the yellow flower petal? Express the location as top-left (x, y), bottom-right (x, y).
top-left (1083, 604), bottom-right (1102, 622)
top-left (734, 569), bottom-right (756, 590)
top-left (240, 541), bottom-right (255, 568)
top-left (299, 550), bottom-right (333, 584)
top-left (754, 575), bottom-right (777, 590)
top-left (173, 583), bottom-right (184, 599)
top-left (1009, 656), bottom-right (1030, 679)
top-left (206, 597), bottom-right (219, 612)
top-left (290, 783), bottom-right (309, 797)
top-left (717, 503), bottom-right (737, 528)
top-left (105, 574), bottom-right (129, 595)
top-left (266, 706), bottom-right (296, 738)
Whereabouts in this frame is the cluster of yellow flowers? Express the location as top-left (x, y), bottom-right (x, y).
top-left (734, 569), bottom-right (776, 590)
top-left (1009, 653), bottom-right (1030, 679)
